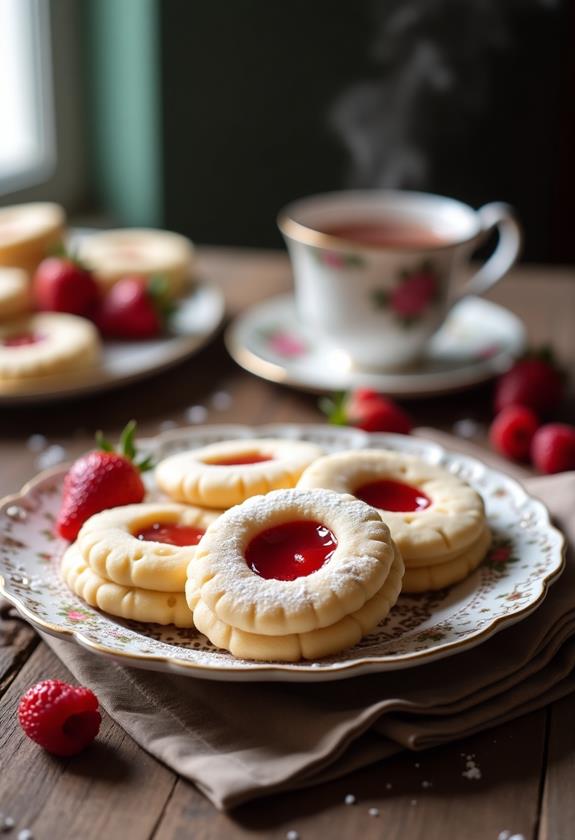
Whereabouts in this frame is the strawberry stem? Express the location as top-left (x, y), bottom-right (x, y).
top-left (319, 392), bottom-right (348, 426)
top-left (95, 421), bottom-right (154, 472)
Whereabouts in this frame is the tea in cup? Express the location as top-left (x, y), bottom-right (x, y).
top-left (278, 190), bottom-right (521, 370)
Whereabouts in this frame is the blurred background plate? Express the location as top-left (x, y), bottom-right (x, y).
top-left (0, 280), bottom-right (225, 404)
top-left (226, 294), bottom-right (527, 397)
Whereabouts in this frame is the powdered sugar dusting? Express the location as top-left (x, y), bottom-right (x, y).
top-left (191, 488), bottom-right (393, 623)
top-left (461, 753), bottom-right (482, 780)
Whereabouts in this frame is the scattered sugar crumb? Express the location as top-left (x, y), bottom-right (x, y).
top-left (185, 405), bottom-right (208, 424)
top-left (35, 445), bottom-right (67, 470)
top-left (414, 762), bottom-right (420, 768)
top-left (158, 420), bottom-right (177, 432)
top-left (344, 794), bottom-right (356, 805)
top-left (421, 780), bottom-right (432, 789)
top-left (211, 391), bottom-right (232, 411)
top-left (368, 807), bottom-right (379, 817)
top-left (498, 832), bottom-right (511, 840)
top-left (411, 799), bottom-right (418, 806)
top-left (508, 835), bottom-right (526, 840)
top-left (286, 831), bottom-right (299, 840)
top-left (26, 434), bottom-right (48, 453)
top-left (2, 816), bottom-right (15, 830)
top-left (453, 418), bottom-right (480, 439)
top-left (385, 782), bottom-right (392, 790)
top-left (6, 506), bottom-right (26, 521)
top-left (462, 753), bottom-right (482, 780)
top-left (18, 831), bottom-right (33, 840)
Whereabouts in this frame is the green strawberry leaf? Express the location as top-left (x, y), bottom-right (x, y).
top-left (319, 391), bottom-right (348, 426)
top-left (96, 420), bottom-right (154, 472)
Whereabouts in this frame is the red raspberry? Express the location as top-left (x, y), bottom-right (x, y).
top-left (531, 423), bottom-right (575, 474)
top-left (489, 405), bottom-right (539, 461)
top-left (18, 679), bottom-right (101, 756)
top-left (494, 357), bottom-right (564, 415)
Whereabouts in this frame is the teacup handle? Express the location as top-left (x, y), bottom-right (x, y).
top-left (460, 202), bottom-right (522, 298)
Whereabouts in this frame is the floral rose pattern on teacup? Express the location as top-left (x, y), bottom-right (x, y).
top-left (314, 248), bottom-right (365, 269)
top-left (371, 261), bottom-right (441, 326)
top-left (259, 326), bottom-right (308, 359)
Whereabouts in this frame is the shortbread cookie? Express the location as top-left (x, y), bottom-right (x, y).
top-left (0, 203), bottom-right (65, 273)
top-left (186, 487), bottom-right (397, 636)
top-left (61, 545), bottom-right (194, 627)
top-left (402, 525), bottom-right (491, 593)
top-left (0, 267), bottom-right (31, 320)
top-left (191, 544), bottom-right (404, 661)
top-left (0, 313), bottom-right (100, 382)
top-left (156, 438), bottom-right (323, 509)
top-left (298, 450), bottom-right (485, 563)
top-left (79, 228), bottom-right (194, 298)
top-left (78, 503), bottom-right (221, 592)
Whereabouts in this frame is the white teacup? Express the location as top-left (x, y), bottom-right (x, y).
top-left (278, 190), bottom-right (521, 370)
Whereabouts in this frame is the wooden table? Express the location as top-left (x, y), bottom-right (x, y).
top-left (0, 251), bottom-right (574, 840)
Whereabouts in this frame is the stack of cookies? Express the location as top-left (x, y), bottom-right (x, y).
top-left (60, 437), bottom-right (491, 662)
top-left (0, 202), bottom-right (102, 389)
top-left (61, 502), bottom-right (220, 627)
top-left (298, 449), bottom-right (491, 592)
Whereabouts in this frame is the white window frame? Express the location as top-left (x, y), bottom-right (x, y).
top-left (0, 0), bottom-right (55, 195)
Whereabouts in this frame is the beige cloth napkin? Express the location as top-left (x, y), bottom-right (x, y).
top-left (7, 432), bottom-right (575, 809)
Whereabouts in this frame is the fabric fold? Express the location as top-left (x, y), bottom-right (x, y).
top-left (11, 432), bottom-right (575, 809)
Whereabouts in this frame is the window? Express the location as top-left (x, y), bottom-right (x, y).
top-left (0, 0), bottom-right (55, 194)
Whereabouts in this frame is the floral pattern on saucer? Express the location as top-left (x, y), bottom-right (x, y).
top-left (0, 425), bottom-right (564, 683)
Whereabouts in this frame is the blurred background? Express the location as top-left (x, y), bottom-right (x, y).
top-left (1, 0), bottom-right (573, 262)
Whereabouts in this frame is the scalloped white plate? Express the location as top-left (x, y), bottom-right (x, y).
top-left (0, 425), bottom-right (565, 682)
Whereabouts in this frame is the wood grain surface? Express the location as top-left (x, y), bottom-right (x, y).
top-left (0, 250), bottom-right (573, 840)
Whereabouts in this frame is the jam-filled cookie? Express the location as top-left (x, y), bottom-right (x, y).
top-left (0, 202), bottom-right (65, 273)
top-left (61, 545), bottom-right (194, 627)
top-left (298, 450), bottom-right (486, 564)
top-left (77, 503), bottom-right (221, 592)
top-left (0, 313), bottom-right (100, 383)
top-left (0, 267), bottom-right (31, 321)
top-left (402, 525), bottom-right (492, 593)
top-left (78, 228), bottom-right (193, 298)
top-left (186, 487), bottom-right (404, 660)
top-left (191, 546), bottom-right (404, 661)
top-left (156, 438), bottom-right (323, 509)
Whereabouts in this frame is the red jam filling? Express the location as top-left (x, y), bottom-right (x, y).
top-left (3, 332), bottom-right (44, 347)
top-left (206, 454), bottom-right (272, 466)
top-left (355, 479), bottom-right (431, 512)
top-left (135, 523), bottom-right (205, 546)
top-left (245, 520), bottom-right (337, 581)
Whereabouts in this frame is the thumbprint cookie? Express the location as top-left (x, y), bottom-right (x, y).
top-left (156, 438), bottom-right (323, 509)
top-left (77, 502), bottom-right (221, 592)
top-left (61, 545), bottom-right (194, 627)
top-left (186, 487), bottom-right (403, 660)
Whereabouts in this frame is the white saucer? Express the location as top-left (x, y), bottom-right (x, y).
top-left (226, 294), bottom-right (526, 397)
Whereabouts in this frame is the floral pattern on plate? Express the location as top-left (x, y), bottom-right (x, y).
top-left (0, 425), bottom-right (565, 682)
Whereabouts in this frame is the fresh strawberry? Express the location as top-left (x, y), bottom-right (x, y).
top-left (56, 421), bottom-right (152, 541)
top-left (18, 679), bottom-right (101, 757)
top-left (95, 275), bottom-right (170, 339)
top-left (494, 350), bottom-right (565, 415)
top-left (320, 389), bottom-right (413, 434)
top-left (531, 423), bottom-right (575, 474)
top-left (489, 405), bottom-right (539, 461)
top-left (33, 254), bottom-right (99, 316)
